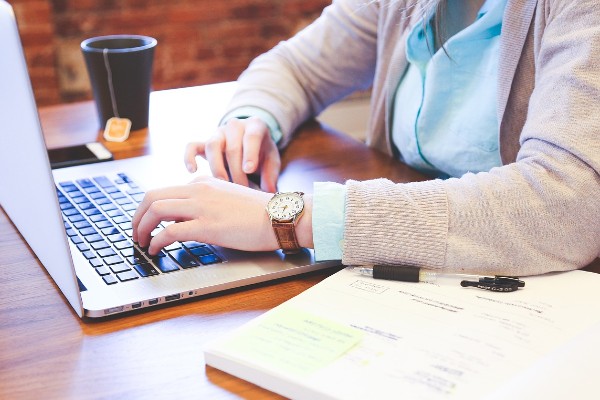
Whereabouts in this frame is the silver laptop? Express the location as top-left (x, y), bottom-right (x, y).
top-left (0, 1), bottom-right (337, 318)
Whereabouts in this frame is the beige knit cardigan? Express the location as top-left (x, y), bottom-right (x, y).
top-left (225, 0), bottom-right (600, 275)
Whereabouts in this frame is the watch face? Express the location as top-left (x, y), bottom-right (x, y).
top-left (267, 192), bottom-right (304, 221)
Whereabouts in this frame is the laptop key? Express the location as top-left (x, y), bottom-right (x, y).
top-left (89, 191), bottom-right (106, 200)
top-left (126, 188), bottom-right (144, 195)
top-left (102, 275), bottom-right (118, 285)
top-left (182, 241), bottom-right (205, 249)
top-left (110, 263), bottom-right (131, 274)
top-left (76, 243), bottom-right (90, 252)
top-left (113, 216), bottom-right (130, 224)
top-left (78, 202), bottom-right (95, 210)
top-left (95, 220), bottom-right (113, 229)
top-left (189, 246), bottom-right (212, 257)
top-left (102, 227), bottom-right (120, 236)
top-left (118, 173), bottom-right (133, 184)
top-left (58, 182), bottom-right (77, 191)
top-left (63, 208), bottom-right (79, 217)
top-left (98, 248), bottom-right (117, 258)
top-left (67, 214), bottom-right (85, 223)
top-left (81, 250), bottom-right (96, 260)
top-left (106, 209), bottom-right (123, 218)
top-left (84, 234), bottom-right (103, 243)
top-left (131, 193), bottom-right (145, 202)
top-left (76, 178), bottom-right (95, 188)
top-left (199, 254), bottom-right (222, 265)
top-left (84, 208), bottom-right (101, 216)
top-left (65, 228), bottom-right (77, 237)
top-left (79, 227), bottom-right (98, 236)
top-left (122, 203), bottom-right (137, 212)
top-left (90, 214), bottom-right (107, 223)
top-left (96, 197), bottom-right (111, 205)
top-left (73, 221), bottom-right (91, 230)
top-left (107, 233), bottom-right (126, 243)
top-left (110, 191), bottom-right (126, 199)
top-left (117, 270), bottom-right (139, 282)
top-left (164, 242), bottom-right (182, 251)
top-left (71, 196), bottom-right (88, 204)
top-left (118, 221), bottom-right (132, 230)
top-left (121, 248), bottom-right (148, 265)
top-left (101, 204), bottom-right (118, 212)
top-left (168, 249), bottom-right (200, 269)
top-left (59, 202), bottom-right (74, 210)
top-left (114, 240), bottom-right (133, 250)
top-left (153, 256), bottom-right (180, 273)
top-left (95, 266), bottom-right (111, 276)
top-left (91, 240), bottom-right (110, 250)
top-left (140, 248), bottom-right (166, 258)
top-left (133, 263), bottom-right (159, 277)
top-left (89, 258), bottom-right (103, 268)
top-left (103, 255), bottom-right (125, 265)
top-left (93, 176), bottom-right (113, 188)
top-left (115, 197), bottom-right (132, 205)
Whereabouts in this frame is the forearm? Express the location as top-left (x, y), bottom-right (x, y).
top-left (225, 0), bottom-right (378, 146)
top-left (341, 142), bottom-right (600, 276)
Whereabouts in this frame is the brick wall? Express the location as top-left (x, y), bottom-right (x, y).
top-left (9, 0), bottom-right (331, 106)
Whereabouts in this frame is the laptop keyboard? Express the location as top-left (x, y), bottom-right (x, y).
top-left (57, 173), bottom-right (224, 285)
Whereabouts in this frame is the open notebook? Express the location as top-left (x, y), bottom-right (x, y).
top-left (205, 267), bottom-right (600, 399)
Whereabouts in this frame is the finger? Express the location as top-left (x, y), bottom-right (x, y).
top-left (136, 198), bottom-right (200, 248)
top-left (204, 128), bottom-right (230, 181)
top-left (148, 220), bottom-right (203, 255)
top-left (132, 186), bottom-right (194, 242)
top-left (242, 117), bottom-right (268, 174)
top-left (223, 119), bottom-right (249, 186)
top-left (183, 142), bottom-right (206, 173)
top-left (260, 141), bottom-right (281, 193)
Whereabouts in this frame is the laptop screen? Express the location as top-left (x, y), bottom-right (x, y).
top-left (0, 1), bottom-right (84, 316)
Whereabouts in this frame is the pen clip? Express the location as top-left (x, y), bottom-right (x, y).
top-left (460, 276), bottom-right (525, 292)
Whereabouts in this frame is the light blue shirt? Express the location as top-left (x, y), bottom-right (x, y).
top-left (393, 0), bottom-right (505, 178)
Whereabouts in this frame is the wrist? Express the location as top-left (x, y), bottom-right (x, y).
top-left (296, 194), bottom-right (313, 249)
top-left (265, 192), bottom-right (314, 253)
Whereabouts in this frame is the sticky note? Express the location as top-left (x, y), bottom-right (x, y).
top-left (222, 306), bottom-right (364, 376)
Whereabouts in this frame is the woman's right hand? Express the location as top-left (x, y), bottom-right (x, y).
top-left (184, 117), bottom-right (280, 193)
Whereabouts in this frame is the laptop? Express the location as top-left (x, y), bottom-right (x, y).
top-left (0, 1), bottom-right (338, 318)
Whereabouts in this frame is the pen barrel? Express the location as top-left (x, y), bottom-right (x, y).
top-left (420, 271), bottom-right (487, 285)
top-left (373, 265), bottom-right (420, 282)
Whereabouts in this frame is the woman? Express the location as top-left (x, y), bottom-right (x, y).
top-left (132, 0), bottom-right (600, 275)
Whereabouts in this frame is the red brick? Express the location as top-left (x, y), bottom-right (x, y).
top-left (12, 0), bottom-right (330, 106)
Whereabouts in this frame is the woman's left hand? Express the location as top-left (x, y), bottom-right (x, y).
top-left (132, 176), bottom-right (278, 255)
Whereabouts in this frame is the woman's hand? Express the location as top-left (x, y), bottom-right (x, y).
top-left (184, 117), bottom-right (280, 193)
top-left (132, 176), bottom-right (277, 255)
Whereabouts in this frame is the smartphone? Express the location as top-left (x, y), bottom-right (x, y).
top-left (47, 142), bottom-right (114, 169)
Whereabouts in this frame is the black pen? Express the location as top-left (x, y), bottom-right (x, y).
top-left (353, 265), bottom-right (525, 292)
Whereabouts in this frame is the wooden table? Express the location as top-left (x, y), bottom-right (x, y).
top-left (0, 83), bottom-right (427, 399)
top-left (1, 83), bottom-right (598, 399)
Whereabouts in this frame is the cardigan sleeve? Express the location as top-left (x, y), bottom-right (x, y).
top-left (222, 0), bottom-right (379, 148)
top-left (341, 0), bottom-right (600, 276)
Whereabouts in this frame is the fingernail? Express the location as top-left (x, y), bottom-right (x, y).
top-left (243, 161), bottom-right (254, 173)
top-left (186, 163), bottom-right (196, 173)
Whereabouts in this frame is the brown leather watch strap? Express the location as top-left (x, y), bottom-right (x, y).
top-left (271, 221), bottom-right (301, 254)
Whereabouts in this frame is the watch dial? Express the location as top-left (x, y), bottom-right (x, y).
top-left (267, 193), bottom-right (304, 221)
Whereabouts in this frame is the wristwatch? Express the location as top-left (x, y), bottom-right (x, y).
top-left (266, 192), bottom-right (305, 254)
